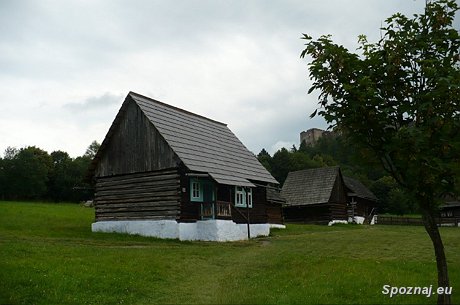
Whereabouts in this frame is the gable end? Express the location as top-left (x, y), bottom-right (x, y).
top-left (94, 97), bottom-right (180, 177)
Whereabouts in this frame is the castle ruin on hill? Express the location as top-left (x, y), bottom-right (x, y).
top-left (300, 128), bottom-right (333, 146)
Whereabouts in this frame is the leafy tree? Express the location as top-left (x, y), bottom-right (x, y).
top-left (387, 188), bottom-right (417, 215)
top-left (48, 151), bottom-right (74, 202)
top-left (269, 148), bottom-right (322, 185)
top-left (271, 148), bottom-right (292, 184)
top-left (69, 155), bottom-right (94, 202)
top-left (4, 147), bottom-right (52, 200)
top-left (370, 176), bottom-right (415, 214)
top-left (4, 146), bottom-right (18, 159)
top-left (84, 140), bottom-right (101, 159)
top-left (257, 148), bottom-right (273, 172)
top-left (301, 1), bottom-right (459, 303)
top-left (0, 157), bottom-right (4, 200)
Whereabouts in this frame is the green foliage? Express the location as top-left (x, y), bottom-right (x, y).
top-left (1, 201), bottom-right (459, 304)
top-left (259, 148), bottom-right (322, 185)
top-left (47, 152), bottom-right (93, 202)
top-left (302, 1), bottom-right (460, 298)
top-left (1, 147), bottom-right (52, 200)
top-left (369, 176), bottom-right (416, 215)
top-left (387, 188), bottom-right (417, 216)
top-left (84, 140), bottom-right (101, 159)
top-left (302, 0), bottom-right (460, 214)
top-left (257, 148), bottom-right (272, 172)
top-left (0, 142), bottom-right (97, 202)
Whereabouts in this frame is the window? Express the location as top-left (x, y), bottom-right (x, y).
top-left (235, 186), bottom-right (252, 208)
top-left (235, 187), bottom-right (245, 207)
top-left (190, 178), bottom-right (215, 202)
top-left (246, 188), bottom-right (253, 208)
top-left (190, 179), bottom-right (203, 202)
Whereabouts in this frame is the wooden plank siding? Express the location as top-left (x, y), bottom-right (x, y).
top-left (95, 169), bottom-right (181, 221)
top-left (284, 205), bottom-right (331, 224)
top-left (266, 204), bottom-right (284, 224)
top-left (94, 99), bottom-right (180, 178)
top-left (231, 186), bottom-right (269, 224)
top-left (328, 175), bottom-right (348, 220)
top-left (179, 172), bottom-right (199, 222)
top-left (179, 180), bottom-right (280, 224)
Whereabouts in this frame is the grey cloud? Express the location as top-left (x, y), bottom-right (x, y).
top-left (1, 0), bottom-right (457, 158)
top-left (63, 92), bottom-right (122, 113)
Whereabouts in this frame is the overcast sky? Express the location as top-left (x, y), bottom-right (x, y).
top-left (1, 0), bottom-right (458, 158)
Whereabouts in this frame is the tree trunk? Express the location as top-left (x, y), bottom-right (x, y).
top-left (421, 209), bottom-right (451, 305)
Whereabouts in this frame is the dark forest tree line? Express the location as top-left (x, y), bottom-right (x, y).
top-left (0, 141), bottom-right (99, 202)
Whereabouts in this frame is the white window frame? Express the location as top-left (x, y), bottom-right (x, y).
top-left (246, 188), bottom-right (253, 208)
top-left (235, 186), bottom-right (252, 208)
top-left (190, 179), bottom-right (203, 202)
top-left (235, 186), bottom-right (245, 207)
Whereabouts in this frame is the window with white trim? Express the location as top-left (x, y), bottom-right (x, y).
top-left (235, 186), bottom-right (253, 208)
top-left (235, 186), bottom-right (245, 207)
top-left (190, 179), bottom-right (203, 202)
top-left (246, 188), bottom-right (253, 208)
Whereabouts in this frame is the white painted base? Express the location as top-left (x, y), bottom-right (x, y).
top-left (348, 216), bottom-right (366, 224)
top-left (328, 220), bottom-right (348, 226)
top-left (346, 215), bottom-right (377, 225)
top-left (92, 219), bottom-right (279, 242)
top-left (269, 223), bottom-right (286, 229)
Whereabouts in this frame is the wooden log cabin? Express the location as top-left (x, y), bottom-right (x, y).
top-left (281, 167), bottom-right (348, 224)
top-left (343, 176), bottom-right (378, 224)
top-left (281, 167), bottom-right (378, 225)
top-left (89, 92), bottom-right (284, 241)
top-left (440, 196), bottom-right (460, 222)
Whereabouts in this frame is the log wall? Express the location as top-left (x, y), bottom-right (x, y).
top-left (94, 168), bottom-right (180, 221)
top-left (94, 99), bottom-right (179, 177)
top-left (328, 175), bottom-right (348, 220)
top-left (231, 186), bottom-right (269, 224)
top-left (283, 204), bottom-right (331, 224)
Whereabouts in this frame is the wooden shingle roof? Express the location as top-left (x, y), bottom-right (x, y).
top-left (116, 92), bottom-right (277, 186)
top-left (281, 167), bottom-right (340, 206)
top-left (343, 176), bottom-right (378, 202)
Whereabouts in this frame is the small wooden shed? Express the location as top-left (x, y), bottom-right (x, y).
top-left (281, 166), bottom-right (378, 224)
top-left (343, 176), bottom-right (378, 223)
top-left (281, 167), bottom-right (348, 224)
top-left (440, 197), bottom-right (460, 218)
top-left (89, 92), bottom-right (284, 241)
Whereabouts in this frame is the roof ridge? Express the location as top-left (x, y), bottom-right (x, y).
top-left (290, 166), bottom-right (340, 174)
top-left (129, 91), bottom-right (227, 127)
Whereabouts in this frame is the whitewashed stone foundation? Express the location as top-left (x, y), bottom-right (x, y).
top-left (92, 219), bottom-right (281, 242)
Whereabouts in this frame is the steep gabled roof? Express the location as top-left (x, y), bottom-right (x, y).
top-left (343, 176), bottom-right (378, 202)
top-left (91, 92), bottom-right (278, 186)
top-left (281, 167), bottom-right (340, 206)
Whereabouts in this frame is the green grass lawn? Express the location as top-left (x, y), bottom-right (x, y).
top-left (0, 201), bottom-right (458, 305)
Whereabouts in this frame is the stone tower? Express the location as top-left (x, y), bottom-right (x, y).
top-left (300, 128), bottom-right (329, 146)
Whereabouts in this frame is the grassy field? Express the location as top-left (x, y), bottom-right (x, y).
top-left (0, 201), bottom-right (459, 305)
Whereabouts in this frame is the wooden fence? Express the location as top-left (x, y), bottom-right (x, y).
top-left (376, 215), bottom-right (460, 226)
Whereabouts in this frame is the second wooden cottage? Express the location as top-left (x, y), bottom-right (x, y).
top-left (343, 176), bottom-right (378, 224)
top-left (89, 92), bottom-right (284, 241)
top-left (281, 167), bottom-right (348, 224)
top-left (281, 166), bottom-right (378, 225)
